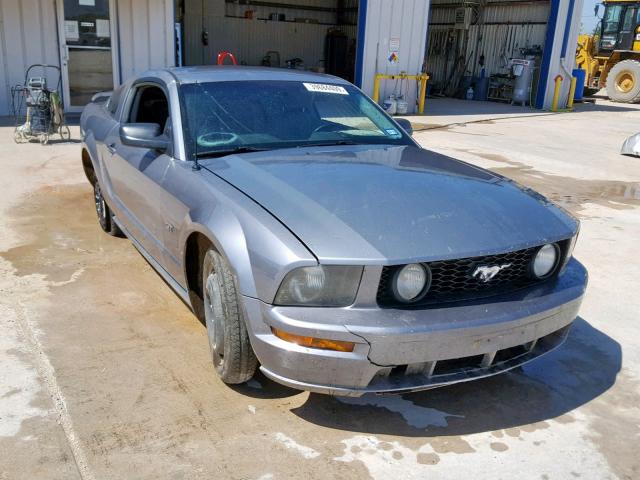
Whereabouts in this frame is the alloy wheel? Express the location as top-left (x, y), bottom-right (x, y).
top-left (204, 271), bottom-right (226, 370)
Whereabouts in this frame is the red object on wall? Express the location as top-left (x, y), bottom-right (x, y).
top-left (217, 51), bottom-right (238, 65)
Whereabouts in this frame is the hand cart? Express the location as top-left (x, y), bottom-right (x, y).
top-left (11, 64), bottom-right (71, 145)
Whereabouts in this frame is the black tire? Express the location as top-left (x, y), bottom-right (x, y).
top-left (583, 86), bottom-right (600, 97)
top-left (93, 181), bottom-right (123, 237)
top-left (606, 60), bottom-right (640, 103)
top-left (202, 249), bottom-right (257, 384)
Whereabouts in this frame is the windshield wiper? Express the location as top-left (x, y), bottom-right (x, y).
top-left (300, 140), bottom-right (359, 148)
top-left (196, 146), bottom-right (269, 159)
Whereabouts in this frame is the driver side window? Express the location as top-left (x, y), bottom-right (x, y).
top-left (127, 85), bottom-right (170, 133)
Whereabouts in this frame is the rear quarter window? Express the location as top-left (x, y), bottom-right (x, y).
top-left (106, 86), bottom-right (124, 117)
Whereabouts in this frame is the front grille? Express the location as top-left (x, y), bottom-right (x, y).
top-left (377, 245), bottom-right (562, 308)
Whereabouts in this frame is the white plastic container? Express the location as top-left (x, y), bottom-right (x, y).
top-left (383, 95), bottom-right (397, 115)
top-left (466, 87), bottom-right (474, 100)
top-left (396, 96), bottom-right (409, 115)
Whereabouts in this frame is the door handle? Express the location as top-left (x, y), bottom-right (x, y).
top-left (106, 143), bottom-right (116, 154)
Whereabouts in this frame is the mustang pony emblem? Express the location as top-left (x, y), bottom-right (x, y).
top-left (472, 264), bottom-right (512, 283)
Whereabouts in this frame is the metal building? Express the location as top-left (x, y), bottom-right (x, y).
top-left (0, 0), bottom-right (174, 115)
top-left (0, 0), bottom-right (582, 116)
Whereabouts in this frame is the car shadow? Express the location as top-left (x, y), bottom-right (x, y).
top-left (230, 370), bottom-right (302, 399)
top-left (278, 317), bottom-right (620, 436)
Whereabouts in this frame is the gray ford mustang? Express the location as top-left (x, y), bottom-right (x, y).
top-left (80, 66), bottom-right (587, 396)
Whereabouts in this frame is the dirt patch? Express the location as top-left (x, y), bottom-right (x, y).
top-left (417, 452), bottom-right (440, 465)
top-left (490, 442), bottom-right (508, 452)
top-left (429, 437), bottom-right (475, 454)
top-left (584, 371), bottom-right (640, 480)
top-left (0, 183), bottom-right (191, 317)
top-left (410, 123), bottom-right (454, 133)
top-left (1, 184), bottom-right (107, 281)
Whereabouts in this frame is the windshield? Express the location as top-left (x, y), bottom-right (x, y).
top-left (602, 5), bottom-right (623, 35)
top-left (180, 80), bottom-right (412, 157)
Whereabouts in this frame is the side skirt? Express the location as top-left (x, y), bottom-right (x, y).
top-left (113, 216), bottom-right (192, 307)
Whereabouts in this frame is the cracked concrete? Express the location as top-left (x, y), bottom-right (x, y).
top-left (0, 98), bottom-right (639, 480)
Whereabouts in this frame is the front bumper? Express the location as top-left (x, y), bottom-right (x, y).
top-left (243, 258), bottom-right (588, 396)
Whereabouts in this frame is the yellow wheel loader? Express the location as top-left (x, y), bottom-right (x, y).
top-left (576, 0), bottom-right (640, 103)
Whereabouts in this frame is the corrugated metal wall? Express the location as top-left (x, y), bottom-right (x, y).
top-left (360, 0), bottom-right (431, 112)
top-left (426, 0), bottom-right (550, 87)
top-left (0, 0), bottom-right (60, 116)
top-left (0, 0), bottom-right (174, 115)
top-left (116, 0), bottom-right (175, 83)
top-left (184, 0), bottom-right (357, 69)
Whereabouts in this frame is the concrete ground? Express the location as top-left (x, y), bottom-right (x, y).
top-left (0, 99), bottom-right (639, 480)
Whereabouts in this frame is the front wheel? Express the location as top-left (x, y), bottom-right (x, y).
top-left (606, 60), bottom-right (640, 103)
top-left (203, 249), bottom-right (257, 384)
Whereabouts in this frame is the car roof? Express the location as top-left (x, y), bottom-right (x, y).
top-left (156, 65), bottom-right (352, 85)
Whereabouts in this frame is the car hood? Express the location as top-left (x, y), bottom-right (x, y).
top-left (621, 132), bottom-right (640, 157)
top-left (202, 145), bottom-right (577, 263)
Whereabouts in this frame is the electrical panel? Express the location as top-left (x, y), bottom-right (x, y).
top-left (454, 7), bottom-right (471, 30)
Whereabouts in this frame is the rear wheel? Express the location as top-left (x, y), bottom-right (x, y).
top-left (203, 249), bottom-right (257, 384)
top-left (93, 181), bottom-right (123, 236)
top-left (606, 60), bottom-right (640, 103)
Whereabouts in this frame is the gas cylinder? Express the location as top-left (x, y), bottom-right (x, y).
top-left (383, 95), bottom-right (397, 115)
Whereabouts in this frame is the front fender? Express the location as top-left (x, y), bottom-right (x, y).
top-left (178, 172), bottom-right (317, 303)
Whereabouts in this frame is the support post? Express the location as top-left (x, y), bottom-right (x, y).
top-left (373, 74), bottom-right (382, 104)
top-left (418, 74), bottom-right (428, 115)
top-left (567, 75), bottom-right (577, 110)
top-left (551, 75), bottom-right (563, 112)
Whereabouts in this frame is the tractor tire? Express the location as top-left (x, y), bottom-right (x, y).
top-left (606, 60), bottom-right (640, 103)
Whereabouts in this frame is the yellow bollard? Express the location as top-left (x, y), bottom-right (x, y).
top-left (567, 75), bottom-right (577, 110)
top-left (372, 72), bottom-right (428, 113)
top-left (551, 75), bottom-right (563, 112)
top-left (373, 74), bottom-right (382, 104)
top-left (418, 74), bottom-right (429, 114)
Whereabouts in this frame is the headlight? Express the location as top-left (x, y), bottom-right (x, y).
top-left (531, 243), bottom-right (560, 279)
top-left (559, 231), bottom-right (579, 273)
top-left (274, 265), bottom-right (363, 306)
top-left (393, 263), bottom-right (430, 302)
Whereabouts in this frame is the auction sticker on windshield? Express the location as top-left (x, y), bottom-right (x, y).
top-left (303, 83), bottom-right (349, 95)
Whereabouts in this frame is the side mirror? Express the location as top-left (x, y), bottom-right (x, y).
top-left (594, 4), bottom-right (599, 17)
top-left (394, 118), bottom-right (413, 136)
top-left (120, 123), bottom-right (169, 151)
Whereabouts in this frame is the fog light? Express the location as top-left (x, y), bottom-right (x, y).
top-left (532, 243), bottom-right (559, 278)
top-left (271, 328), bottom-right (355, 352)
top-left (393, 263), bottom-right (430, 302)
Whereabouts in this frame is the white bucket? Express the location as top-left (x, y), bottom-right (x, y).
top-left (396, 97), bottom-right (409, 115)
